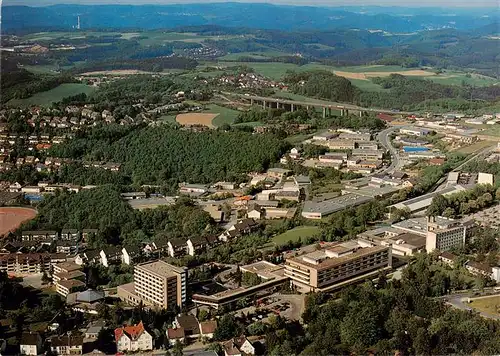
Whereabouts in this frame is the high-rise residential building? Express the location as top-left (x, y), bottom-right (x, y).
top-left (284, 240), bottom-right (391, 293)
top-left (426, 216), bottom-right (466, 252)
top-left (133, 261), bottom-right (187, 309)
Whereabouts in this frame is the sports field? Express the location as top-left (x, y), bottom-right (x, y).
top-left (272, 225), bottom-right (321, 245)
top-left (176, 113), bottom-right (217, 128)
top-left (0, 207), bottom-right (37, 236)
top-left (7, 83), bottom-right (96, 107)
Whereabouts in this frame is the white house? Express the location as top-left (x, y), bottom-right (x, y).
top-left (223, 336), bottom-right (255, 356)
top-left (20, 332), bottom-right (42, 356)
top-left (114, 321), bottom-right (153, 352)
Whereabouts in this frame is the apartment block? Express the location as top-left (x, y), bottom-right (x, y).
top-left (133, 260), bottom-right (187, 309)
top-left (284, 240), bottom-right (391, 293)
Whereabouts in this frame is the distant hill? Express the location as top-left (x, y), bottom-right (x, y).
top-left (2, 3), bottom-right (498, 33)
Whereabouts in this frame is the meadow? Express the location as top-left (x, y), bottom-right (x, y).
top-left (272, 225), bottom-right (321, 245)
top-left (7, 83), bottom-right (96, 107)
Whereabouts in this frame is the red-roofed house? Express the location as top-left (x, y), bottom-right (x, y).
top-left (114, 321), bottom-right (153, 352)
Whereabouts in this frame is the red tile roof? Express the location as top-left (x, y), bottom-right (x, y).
top-left (167, 327), bottom-right (185, 340)
top-left (114, 321), bottom-right (146, 342)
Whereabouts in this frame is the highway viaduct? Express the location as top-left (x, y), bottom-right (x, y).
top-left (223, 92), bottom-right (416, 118)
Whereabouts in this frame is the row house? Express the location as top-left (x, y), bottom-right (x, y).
top-left (219, 219), bottom-right (259, 242)
top-left (186, 235), bottom-right (220, 256)
top-left (0, 253), bottom-right (53, 275)
top-left (100, 246), bottom-right (122, 267)
top-left (21, 230), bottom-right (58, 242)
top-left (50, 334), bottom-right (84, 355)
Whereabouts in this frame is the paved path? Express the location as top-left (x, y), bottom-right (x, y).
top-left (445, 292), bottom-right (500, 320)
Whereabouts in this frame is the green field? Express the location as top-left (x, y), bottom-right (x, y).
top-left (469, 296), bottom-right (500, 317)
top-left (210, 61), bottom-right (499, 88)
top-left (204, 104), bottom-right (241, 127)
top-left (7, 83), bottom-right (96, 107)
top-left (219, 50), bottom-right (290, 60)
top-left (455, 140), bottom-right (494, 154)
top-left (22, 65), bottom-right (61, 75)
top-left (272, 225), bottom-right (321, 245)
top-left (427, 73), bottom-right (499, 87)
top-left (231, 121), bottom-right (262, 127)
top-left (158, 115), bottom-right (178, 124)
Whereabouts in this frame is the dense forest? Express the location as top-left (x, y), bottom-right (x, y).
top-left (0, 68), bottom-right (76, 104)
top-left (20, 187), bottom-right (214, 249)
top-left (49, 125), bottom-right (289, 186)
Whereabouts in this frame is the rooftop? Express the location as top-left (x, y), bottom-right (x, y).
top-left (303, 194), bottom-right (373, 215)
top-left (136, 260), bottom-right (186, 277)
top-left (287, 241), bottom-right (388, 271)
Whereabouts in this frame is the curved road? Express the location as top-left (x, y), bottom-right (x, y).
top-left (376, 125), bottom-right (409, 174)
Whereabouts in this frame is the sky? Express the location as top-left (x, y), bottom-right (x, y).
top-left (3, 0), bottom-right (499, 7)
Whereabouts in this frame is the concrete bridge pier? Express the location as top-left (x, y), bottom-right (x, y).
top-left (291, 104), bottom-right (294, 112)
top-left (250, 98), bottom-right (254, 105)
top-left (322, 107), bottom-right (327, 118)
top-left (263, 101), bottom-right (267, 109)
top-left (359, 111), bottom-right (363, 117)
top-left (276, 102), bottom-right (280, 109)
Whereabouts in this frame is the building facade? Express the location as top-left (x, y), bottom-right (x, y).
top-left (426, 216), bottom-right (466, 252)
top-left (134, 261), bottom-right (187, 309)
top-left (285, 241), bottom-right (391, 293)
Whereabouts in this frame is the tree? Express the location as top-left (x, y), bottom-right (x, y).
top-left (214, 314), bottom-right (241, 341)
top-left (427, 195), bottom-right (448, 216)
top-left (442, 207), bottom-right (455, 218)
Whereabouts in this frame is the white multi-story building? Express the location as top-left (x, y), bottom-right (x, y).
top-left (134, 260), bottom-right (187, 309)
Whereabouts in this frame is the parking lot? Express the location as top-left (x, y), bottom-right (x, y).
top-left (235, 293), bottom-right (306, 322)
top-left (471, 203), bottom-right (500, 230)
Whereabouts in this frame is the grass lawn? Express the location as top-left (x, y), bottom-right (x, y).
top-left (204, 104), bottom-right (241, 127)
top-left (477, 124), bottom-right (500, 138)
top-left (349, 78), bottom-right (388, 92)
top-left (273, 225), bottom-right (321, 245)
top-left (219, 51), bottom-right (288, 60)
top-left (286, 133), bottom-right (314, 145)
top-left (427, 72), bottom-right (499, 87)
top-left (231, 121), bottom-right (262, 127)
top-left (469, 296), bottom-right (500, 317)
top-left (7, 83), bottom-right (96, 107)
top-left (158, 115), bottom-right (178, 124)
top-left (455, 140), bottom-right (494, 154)
top-left (22, 64), bottom-right (61, 75)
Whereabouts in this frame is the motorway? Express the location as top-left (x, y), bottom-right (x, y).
top-left (224, 92), bottom-right (417, 115)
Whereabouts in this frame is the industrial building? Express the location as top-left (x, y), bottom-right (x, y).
top-left (388, 185), bottom-right (466, 216)
top-left (302, 194), bottom-right (373, 219)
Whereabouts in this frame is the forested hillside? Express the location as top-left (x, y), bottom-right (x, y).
top-left (285, 72), bottom-right (500, 111)
top-left (20, 187), bottom-right (214, 247)
top-left (50, 125), bottom-right (289, 186)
